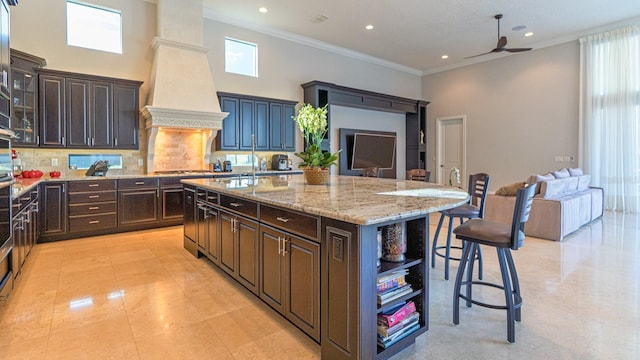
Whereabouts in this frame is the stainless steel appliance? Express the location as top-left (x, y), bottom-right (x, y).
top-left (0, 131), bottom-right (14, 301)
top-left (272, 154), bottom-right (289, 170)
top-left (223, 160), bottom-right (232, 172)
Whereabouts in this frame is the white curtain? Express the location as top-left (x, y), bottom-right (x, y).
top-left (579, 25), bottom-right (640, 213)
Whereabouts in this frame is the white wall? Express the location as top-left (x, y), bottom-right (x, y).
top-left (329, 105), bottom-right (406, 179)
top-left (422, 42), bottom-right (580, 190)
top-left (10, 0), bottom-right (157, 101)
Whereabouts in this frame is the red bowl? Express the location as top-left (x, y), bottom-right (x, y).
top-left (49, 171), bottom-right (61, 178)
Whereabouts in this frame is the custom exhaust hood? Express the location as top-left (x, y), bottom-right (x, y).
top-left (140, 0), bottom-right (227, 173)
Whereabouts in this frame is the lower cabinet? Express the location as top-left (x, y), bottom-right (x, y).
top-left (259, 224), bottom-right (320, 341)
top-left (12, 189), bottom-right (39, 279)
top-left (219, 210), bottom-right (259, 295)
top-left (117, 178), bottom-right (160, 226)
top-left (183, 186), bottom-right (197, 256)
top-left (40, 181), bottom-right (67, 237)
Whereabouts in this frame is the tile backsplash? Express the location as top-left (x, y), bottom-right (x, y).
top-left (14, 148), bottom-right (145, 176)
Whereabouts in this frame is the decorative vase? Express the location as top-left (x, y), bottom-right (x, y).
top-left (303, 167), bottom-right (330, 185)
top-left (382, 223), bottom-right (406, 262)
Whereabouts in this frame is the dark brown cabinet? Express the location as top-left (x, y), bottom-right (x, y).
top-left (406, 101), bottom-right (428, 171)
top-left (11, 188), bottom-right (38, 279)
top-left (40, 181), bottom-right (67, 237)
top-left (38, 74), bottom-right (66, 147)
top-left (118, 178), bottom-right (159, 226)
top-left (259, 224), bottom-right (320, 341)
top-left (219, 210), bottom-right (259, 295)
top-left (67, 180), bottom-right (117, 233)
top-left (183, 185), bottom-right (197, 256)
top-left (36, 68), bottom-right (141, 149)
top-left (10, 49), bottom-right (46, 147)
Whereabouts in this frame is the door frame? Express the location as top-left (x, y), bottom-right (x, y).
top-left (435, 115), bottom-right (467, 187)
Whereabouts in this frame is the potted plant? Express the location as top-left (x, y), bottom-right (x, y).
top-left (292, 103), bottom-right (341, 184)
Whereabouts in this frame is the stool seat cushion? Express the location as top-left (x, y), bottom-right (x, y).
top-left (454, 219), bottom-right (524, 248)
top-left (441, 204), bottom-right (480, 218)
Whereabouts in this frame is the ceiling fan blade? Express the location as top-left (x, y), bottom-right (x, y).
top-left (505, 48), bottom-right (532, 52)
top-left (497, 36), bottom-right (507, 49)
top-left (464, 50), bottom-right (495, 59)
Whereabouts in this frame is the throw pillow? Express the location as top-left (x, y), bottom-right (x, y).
top-left (552, 168), bottom-right (570, 179)
top-left (495, 181), bottom-right (526, 196)
top-left (568, 168), bottom-right (584, 176)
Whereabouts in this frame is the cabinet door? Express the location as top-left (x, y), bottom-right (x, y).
top-left (236, 216), bottom-right (259, 295)
top-left (161, 187), bottom-right (184, 222)
top-left (282, 104), bottom-right (296, 151)
top-left (183, 187), bottom-right (196, 243)
top-left (113, 84), bottom-right (139, 149)
top-left (269, 103), bottom-right (283, 151)
top-left (259, 225), bottom-right (285, 313)
top-left (90, 81), bottom-right (113, 148)
top-left (254, 100), bottom-right (269, 150)
top-left (39, 75), bottom-right (66, 147)
top-left (40, 182), bottom-right (67, 235)
top-left (239, 99), bottom-right (254, 150)
top-left (65, 78), bottom-right (90, 148)
top-left (10, 69), bottom-right (38, 147)
top-left (206, 208), bottom-right (220, 265)
top-left (196, 203), bottom-right (207, 252)
top-left (286, 234), bottom-right (320, 341)
top-left (219, 211), bottom-right (236, 276)
top-left (218, 97), bottom-right (239, 150)
top-left (118, 189), bottom-right (159, 226)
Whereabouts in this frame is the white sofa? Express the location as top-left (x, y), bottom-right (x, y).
top-left (484, 168), bottom-right (604, 241)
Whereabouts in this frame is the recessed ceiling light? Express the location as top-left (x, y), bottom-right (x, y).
top-left (524, 32), bottom-right (534, 37)
top-left (512, 25), bottom-right (526, 31)
top-left (441, 55), bottom-right (449, 59)
top-left (365, 24), bottom-right (374, 30)
top-left (258, 7), bottom-right (267, 13)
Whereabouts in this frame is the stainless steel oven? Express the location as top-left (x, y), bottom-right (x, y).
top-left (0, 130), bottom-right (14, 302)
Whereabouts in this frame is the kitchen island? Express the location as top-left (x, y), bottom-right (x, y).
top-left (181, 174), bottom-right (468, 360)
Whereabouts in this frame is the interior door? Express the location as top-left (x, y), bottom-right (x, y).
top-left (436, 116), bottom-right (466, 188)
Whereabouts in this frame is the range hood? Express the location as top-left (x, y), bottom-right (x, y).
top-left (140, 0), bottom-right (227, 173)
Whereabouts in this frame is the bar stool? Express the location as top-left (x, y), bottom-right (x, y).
top-left (432, 173), bottom-right (490, 280)
top-left (407, 169), bottom-right (430, 181)
top-left (363, 167), bottom-right (379, 177)
top-left (452, 183), bottom-right (536, 343)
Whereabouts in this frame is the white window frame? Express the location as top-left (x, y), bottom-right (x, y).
top-left (66, 0), bottom-right (123, 54)
top-left (225, 37), bottom-right (258, 77)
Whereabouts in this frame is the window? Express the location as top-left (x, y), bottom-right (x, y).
top-left (225, 37), bottom-right (258, 77)
top-left (66, 1), bottom-right (122, 54)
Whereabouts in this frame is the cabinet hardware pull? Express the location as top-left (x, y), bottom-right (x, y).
top-left (207, 196), bottom-right (216, 200)
top-left (282, 237), bottom-right (288, 256)
top-left (89, 206), bottom-right (100, 210)
top-left (114, 138), bottom-right (118, 147)
top-left (135, 181), bottom-right (145, 185)
top-left (230, 202), bottom-right (242, 207)
top-left (89, 195), bottom-right (100, 198)
top-left (89, 220), bottom-right (100, 224)
top-left (276, 216), bottom-right (289, 223)
top-left (197, 192), bottom-right (205, 197)
top-left (277, 236), bottom-right (282, 255)
top-left (89, 184), bottom-right (100, 187)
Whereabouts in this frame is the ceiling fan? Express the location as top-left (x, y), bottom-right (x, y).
top-left (465, 14), bottom-right (532, 59)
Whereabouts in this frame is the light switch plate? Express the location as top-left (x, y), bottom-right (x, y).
top-left (51, 158), bottom-right (58, 166)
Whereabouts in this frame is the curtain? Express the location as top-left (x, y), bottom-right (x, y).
top-left (579, 25), bottom-right (640, 213)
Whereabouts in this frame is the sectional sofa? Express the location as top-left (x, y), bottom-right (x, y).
top-left (484, 168), bottom-right (604, 241)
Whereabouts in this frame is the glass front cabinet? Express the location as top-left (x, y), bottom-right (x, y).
top-left (10, 49), bottom-right (46, 147)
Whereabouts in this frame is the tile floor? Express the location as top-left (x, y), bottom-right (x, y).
top-left (0, 211), bottom-right (638, 359)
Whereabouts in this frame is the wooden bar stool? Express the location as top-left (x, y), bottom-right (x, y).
top-left (363, 167), bottom-right (379, 177)
top-left (407, 168), bottom-right (430, 181)
top-left (452, 183), bottom-right (536, 343)
top-left (431, 173), bottom-right (490, 280)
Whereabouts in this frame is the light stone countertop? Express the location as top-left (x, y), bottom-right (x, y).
top-left (182, 174), bottom-right (470, 225)
top-left (10, 170), bottom-right (301, 199)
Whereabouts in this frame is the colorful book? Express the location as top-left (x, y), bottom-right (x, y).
top-left (377, 311), bottom-right (420, 338)
top-left (377, 269), bottom-right (408, 285)
top-left (377, 275), bottom-right (407, 293)
top-left (377, 300), bottom-right (416, 327)
top-left (377, 322), bottom-right (421, 349)
top-left (377, 285), bottom-right (413, 305)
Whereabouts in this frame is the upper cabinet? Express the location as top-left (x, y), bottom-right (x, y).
top-left (0, 0), bottom-right (13, 130)
top-left (216, 92), bottom-right (297, 152)
top-left (10, 49), bottom-right (46, 147)
top-left (35, 68), bottom-right (142, 149)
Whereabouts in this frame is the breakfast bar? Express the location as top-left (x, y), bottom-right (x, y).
top-left (181, 174), bottom-right (468, 360)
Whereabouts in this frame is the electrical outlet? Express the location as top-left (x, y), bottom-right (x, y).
top-left (51, 158), bottom-right (58, 166)
top-left (138, 158), bottom-right (144, 166)
top-left (554, 156), bottom-right (563, 162)
top-left (569, 156), bottom-right (575, 162)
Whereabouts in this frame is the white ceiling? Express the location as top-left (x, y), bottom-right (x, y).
top-left (201, 0), bottom-right (640, 75)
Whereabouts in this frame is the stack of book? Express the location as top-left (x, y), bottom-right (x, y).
top-left (377, 269), bottom-right (412, 305)
top-left (377, 300), bottom-right (420, 349)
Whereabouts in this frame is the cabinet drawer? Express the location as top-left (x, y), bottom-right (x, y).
top-left (159, 177), bottom-right (183, 187)
top-left (68, 191), bottom-right (117, 204)
top-left (69, 201), bottom-right (116, 216)
top-left (220, 195), bottom-right (257, 219)
top-left (118, 178), bottom-right (159, 189)
top-left (197, 189), bottom-right (218, 205)
top-left (68, 180), bottom-right (116, 192)
top-left (260, 205), bottom-right (319, 241)
top-left (69, 213), bottom-right (117, 232)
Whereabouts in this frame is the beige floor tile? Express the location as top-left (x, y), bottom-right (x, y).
top-left (0, 335), bottom-right (49, 360)
top-left (229, 328), bottom-right (320, 360)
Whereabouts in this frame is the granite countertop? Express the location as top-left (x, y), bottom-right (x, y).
top-left (10, 170), bottom-right (301, 199)
top-left (182, 174), bottom-right (469, 225)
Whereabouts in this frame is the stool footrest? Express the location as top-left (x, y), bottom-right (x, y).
top-left (457, 280), bottom-right (523, 311)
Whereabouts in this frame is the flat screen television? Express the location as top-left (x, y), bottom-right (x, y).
top-left (351, 132), bottom-right (396, 170)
